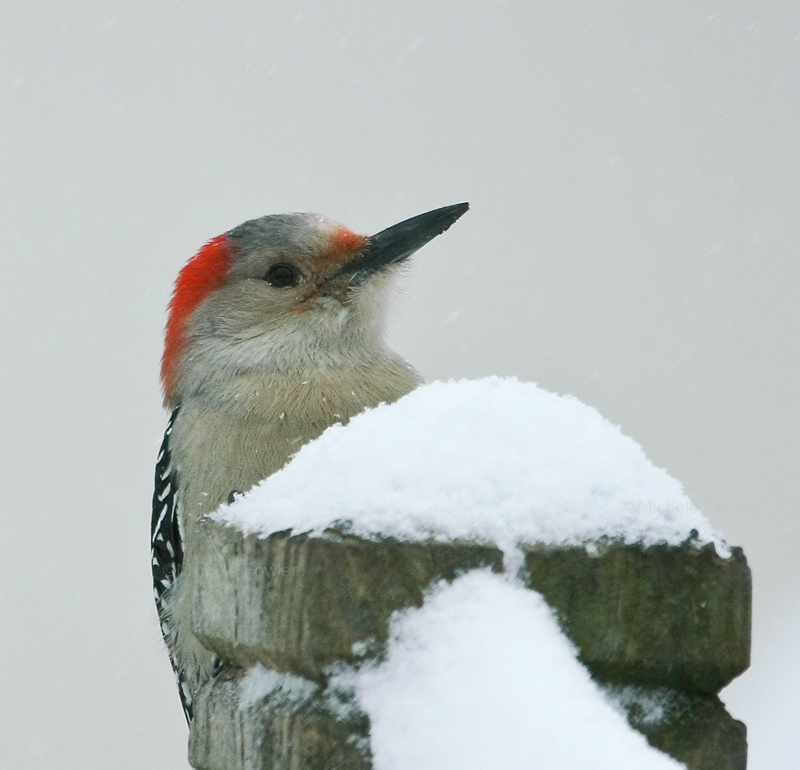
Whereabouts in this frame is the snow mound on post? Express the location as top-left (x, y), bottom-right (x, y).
top-left (330, 570), bottom-right (683, 770)
top-left (217, 377), bottom-right (724, 553)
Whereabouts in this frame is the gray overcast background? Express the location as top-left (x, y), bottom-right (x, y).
top-left (2, 1), bottom-right (798, 767)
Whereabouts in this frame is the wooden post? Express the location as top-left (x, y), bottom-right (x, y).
top-left (186, 521), bottom-right (750, 770)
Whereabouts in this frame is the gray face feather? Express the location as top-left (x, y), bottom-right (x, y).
top-left (171, 205), bottom-right (467, 400)
top-left (177, 214), bottom-right (387, 386)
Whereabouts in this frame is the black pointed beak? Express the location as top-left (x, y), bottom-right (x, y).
top-left (333, 202), bottom-right (469, 284)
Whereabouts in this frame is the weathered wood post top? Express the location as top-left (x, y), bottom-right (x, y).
top-left (189, 379), bottom-right (750, 770)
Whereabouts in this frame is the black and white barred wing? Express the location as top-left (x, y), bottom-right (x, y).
top-left (151, 409), bottom-right (193, 723)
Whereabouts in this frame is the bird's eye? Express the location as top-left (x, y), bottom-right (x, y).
top-left (265, 263), bottom-right (300, 288)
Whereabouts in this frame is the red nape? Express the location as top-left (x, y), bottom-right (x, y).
top-left (161, 235), bottom-right (231, 401)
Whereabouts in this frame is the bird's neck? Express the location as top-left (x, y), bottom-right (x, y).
top-left (169, 350), bottom-right (420, 522)
top-left (175, 337), bottom-right (419, 418)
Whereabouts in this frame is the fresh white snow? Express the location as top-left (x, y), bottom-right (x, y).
top-left (238, 663), bottom-right (318, 709)
top-left (216, 377), bottom-right (726, 557)
top-left (220, 378), bottom-right (711, 768)
top-left (329, 570), bottom-right (683, 770)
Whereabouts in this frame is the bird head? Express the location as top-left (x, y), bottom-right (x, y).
top-left (161, 203), bottom-right (469, 406)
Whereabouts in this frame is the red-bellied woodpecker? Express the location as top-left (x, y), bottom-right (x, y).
top-left (151, 203), bottom-right (469, 722)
